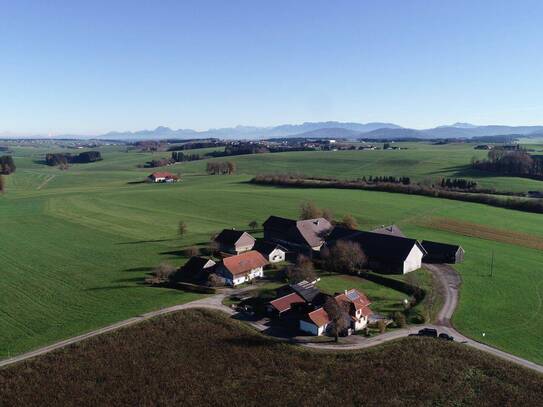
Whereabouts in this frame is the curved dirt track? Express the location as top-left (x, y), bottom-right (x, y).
top-left (1, 267), bottom-right (542, 375)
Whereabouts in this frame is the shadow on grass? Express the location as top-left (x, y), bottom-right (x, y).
top-left (116, 238), bottom-right (177, 245)
top-left (124, 266), bottom-right (153, 272)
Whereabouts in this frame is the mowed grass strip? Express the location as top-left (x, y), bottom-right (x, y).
top-left (1, 310), bottom-right (542, 407)
top-left (421, 217), bottom-right (543, 251)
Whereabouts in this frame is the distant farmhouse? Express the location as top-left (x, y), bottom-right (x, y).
top-left (215, 250), bottom-right (268, 286)
top-left (327, 227), bottom-right (427, 274)
top-left (263, 216), bottom-right (332, 255)
top-left (147, 172), bottom-right (180, 183)
top-left (214, 229), bottom-right (256, 255)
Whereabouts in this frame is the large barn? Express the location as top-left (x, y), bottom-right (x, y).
top-left (327, 227), bottom-right (427, 274)
top-left (263, 215), bottom-right (332, 254)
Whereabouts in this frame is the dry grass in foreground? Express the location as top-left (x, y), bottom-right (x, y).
top-left (1, 309), bottom-right (542, 407)
top-left (422, 217), bottom-right (543, 250)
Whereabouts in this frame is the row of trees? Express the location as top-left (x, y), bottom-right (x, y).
top-left (206, 161), bottom-right (236, 175)
top-left (171, 151), bottom-right (201, 162)
top-left (45, 151), bottom-right (102, 166)
top-left (146, 157), bottom-right (175, 168)
top-left (0, 155), bottom-right (16, 174)
top-left (439, 178), bottom-right (477, 190)
top-left (359, 175), bottom-right (411, 185)
top-left (299, 201), bottom-right (358, 230)
top-left (472, 147), bottom-right (543, 178)
top-left (252, 174), bottom-right (543, 215)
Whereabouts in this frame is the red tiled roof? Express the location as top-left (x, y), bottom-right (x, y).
top-left (222, 250), bottom-right (268, 276)
top-left (360, 306), bottom-right (373, 317)
top-left (269, 293), bottom-right (305, 313)
top-left (150, 172), bottom-right (179, 179)
top-left (335, 289), bottom-right (371, 311)
top-left (307, 307), bottom-right (330, 327)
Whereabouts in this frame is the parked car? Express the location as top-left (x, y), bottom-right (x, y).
top-left (418, 328), bottom-right (438, 337)
top-left (438, 333), bottom-right (454, 341)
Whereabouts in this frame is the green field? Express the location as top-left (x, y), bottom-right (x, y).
top-left (1, 143), bottom-right (543, 364)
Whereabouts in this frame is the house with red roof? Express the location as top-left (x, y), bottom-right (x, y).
top-left (215, 250), bottom-right (269, 286)
top-left (299, 289), bottom-right (373, 336)
top-left (148, 172), bottom-right (180, 183)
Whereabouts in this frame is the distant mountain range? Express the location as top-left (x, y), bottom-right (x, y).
top-left (4, 121), bottom-right (543, 140)
top-left (96, 121), bottom-right (402, 140)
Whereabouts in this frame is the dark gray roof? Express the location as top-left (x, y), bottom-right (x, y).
top-left (290, 282), bottom-right (321, 303)
top-left (263, 216), bottom-right (296, 232)
top-left (263, 215), bottom-right (332, 247)
top-left (372, 224), bottom-right (406, 238)
top-left (214, 229), bottom-right (254, 246)
top-left (421, 240), bottom-right (463, 256)
top-left (182, 256), bottom-right (215, 273)
top-left (254, 241), bottom-right (287, 256)
top-left (327, 227), bottom-right (426, 262)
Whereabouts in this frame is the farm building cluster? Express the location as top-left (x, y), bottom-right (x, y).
top-left (268, 280), bottom-right (373, 336)
top-left (177, 215), bottom-right (464, 287)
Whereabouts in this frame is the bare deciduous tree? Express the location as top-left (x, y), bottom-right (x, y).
top-left (299, 201), bottom-right (322, 220)
top-left (324, 297), bottom-right (349, 342)
top-left (178, 221), bottom-right (187, 238)
top-left (326, 240), bottom-right (367, 274)
top-left (341, 214), bottom-right (358, 230)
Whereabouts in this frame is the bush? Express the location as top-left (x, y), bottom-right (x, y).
top-left (145, 262), bottom-right (177, 285)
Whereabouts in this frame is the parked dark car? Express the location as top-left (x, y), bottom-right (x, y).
top-left (438, 333), bottom-right (454, 341)
top-left (418, 328), bottom-right (438, 337)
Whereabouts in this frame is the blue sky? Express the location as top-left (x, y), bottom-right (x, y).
top-left (2, 0), bottom-right (543, 135)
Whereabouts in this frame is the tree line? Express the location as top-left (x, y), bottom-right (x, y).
top-left (472, 146), bottom-right (543, 179)
top-left (171, 151), bottom-right (202, 162)
top-left (206, 161), bottom-right (237, 175)
top-left (251, 173), bottom-right (543, 215)
top-left (45, 151), bottom-right (102, 166)
top-left (0, 155), bottom-right (16, 174)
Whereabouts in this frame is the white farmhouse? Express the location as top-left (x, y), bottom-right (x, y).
top-left (216, 250), bottom-right (268, 286)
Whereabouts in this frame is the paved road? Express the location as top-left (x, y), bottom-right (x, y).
top-left (2, 268), bottom-right (543, 375)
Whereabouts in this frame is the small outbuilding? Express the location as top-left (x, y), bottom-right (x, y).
top-left (214, 229), bottom-right (256, 255)
top-left (254, 241), bottom-right (287, 263)
top-left (179, 256), bottom-right (216, 282)
top-left (421, 240), bottom-right (465, 264)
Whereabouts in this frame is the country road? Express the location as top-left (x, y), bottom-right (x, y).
top-left (1, 267), bottom-right (543, 375)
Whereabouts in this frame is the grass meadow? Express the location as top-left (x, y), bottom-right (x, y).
top-left (1, 142), bottom-right (543, 364)
top-left (1, 309), bottom-right (542, 406)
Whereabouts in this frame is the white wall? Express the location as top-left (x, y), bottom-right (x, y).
top-left (299, 320), bottom-right (320, 336)
top-left (269, 249), bottom-right (285, 263)
top-left (403, 245), bottom-right (424, 273)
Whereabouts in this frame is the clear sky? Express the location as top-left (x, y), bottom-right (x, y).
top-left (2, 0), bottom-right (543, 135)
